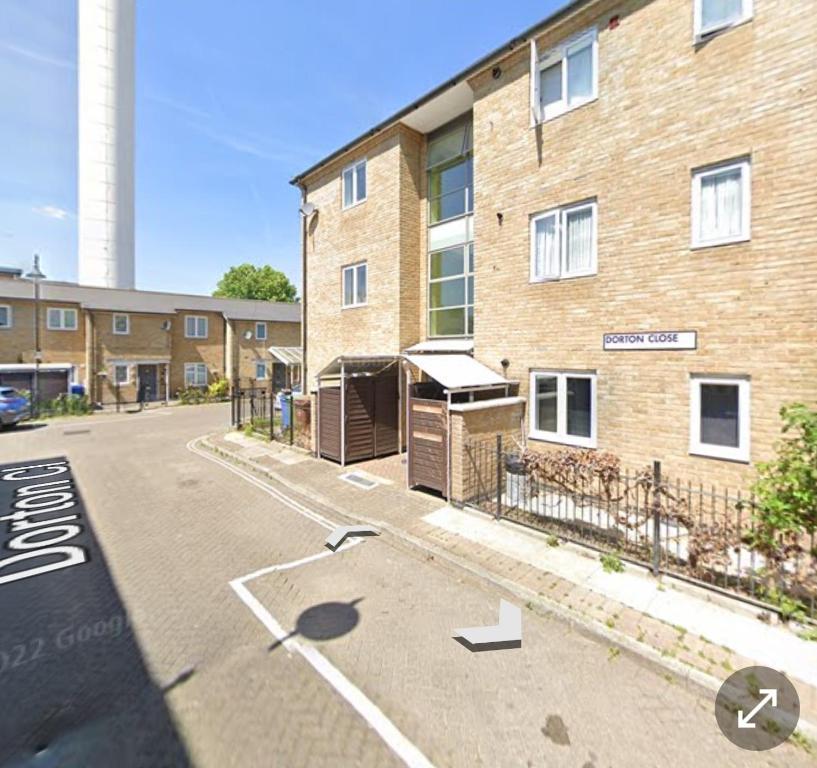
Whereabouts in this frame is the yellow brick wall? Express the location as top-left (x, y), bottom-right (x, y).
top-left (449, 401), bottom-right (526, 505)
top-left (0, 297), bottom-right (86, 378)
top-left (89, 311), bottom-right (173, 403)
top-left (170, 310), bottom-right (225, 395)
top-left (231, 318), bottom-right (301, 382)
top-left (303, 124), bottom-right (423, 389)
top-left (300, 0), bottom-right (817, 489)
top-left (468, 0), bottom-right (817, 488)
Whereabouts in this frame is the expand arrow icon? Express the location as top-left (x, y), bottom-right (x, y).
top-left (454, 599), bottom-right (522, 651)
top-left (737, 688), bottom-right (778, 729)
top-left (324, 525), bottom-right (379, 551)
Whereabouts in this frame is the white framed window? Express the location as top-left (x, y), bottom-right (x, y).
top-left (185, 315), bottom-right (208, 338)
top-left (255, 322), bottom-right (267, 341)
top-left (342, 262), bottom-right (368, 308)
top-left (694, 0), bottom-right (753, 41)
top-left (112, 313), bottom-right (130, 335)
top-left (342, 158), bottom-right (367, 209)
top-left (113, 363), bottom-right (129, 385)
top-left (255, 361), bottom-right (268, 380)
top-left (689, 375), bottom-right (750, 462)
top-left (0, 305), bottom-right (11, 329)
top-left (47, 307), bottom-right (78, 331)
top-left (691, 159), bottom-right (751, 248)
top-left (529, 371), bottom-right (597, 448)
top-left (530, 28), bottom-right (598, 125)
top-left (184, 363), bottom-right (208, 387)
top-left (531, 200), bottom-right (598, 281)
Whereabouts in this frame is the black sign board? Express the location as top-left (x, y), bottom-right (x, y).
top-left (0, 457), bottom-right (189, 767)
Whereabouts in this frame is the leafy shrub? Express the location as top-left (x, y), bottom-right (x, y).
top-left (746, 404), bottom-right (817, 595)
top-left (208, 378), bottom-right (229, 400)
top-left (40, 393), bottom-right (92, 417)
top-left (178, 386), bottom-right (207, 405)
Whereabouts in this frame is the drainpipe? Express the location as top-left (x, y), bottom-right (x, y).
top-left (299, 184), bottom-right (308, 395)
top-left (446, 389), bottom-right (452, 502)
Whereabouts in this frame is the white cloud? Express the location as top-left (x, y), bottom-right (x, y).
top-left (33, 205), bottom-right (70, 221)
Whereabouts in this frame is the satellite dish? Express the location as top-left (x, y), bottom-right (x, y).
top-left (243, 330), bottom-right (253, 340)
top-left (299, 202), bottom-right (316, 217)
top-left (160, 320), bottom-right (171, 331)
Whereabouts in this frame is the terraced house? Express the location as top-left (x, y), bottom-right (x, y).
top-left (0, 273), bottom-right (301, 405)
top-left (292, 0), bottom-right (817, 496)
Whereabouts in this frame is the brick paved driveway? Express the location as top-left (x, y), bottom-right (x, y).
top-left (0, 406), bottom-right (811, 767)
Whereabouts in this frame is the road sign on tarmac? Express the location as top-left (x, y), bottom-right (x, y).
top-left (0, 457), bottom-right (190, 767)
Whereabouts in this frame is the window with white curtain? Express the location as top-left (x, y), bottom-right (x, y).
top-left (185, 315), bottom-right (208, 338)
top-left (184, 363), bottom-right (208, 387)
top-left (47, 307), bottom-right (78, 331)
top-left (689, 375), bottom-right (750, 462)
top-left (531, 200), bottom-right (597, 281)
top-left (530, 29), bottom-right (598, 124)
top-left (692, 159), bottom-right (750, 248)
top-left (342, 159), bottom-right (367, 209)
top-left (694, 0), bottom-right (752, 40)
top-left (529, 371), bottom-right (597, 448)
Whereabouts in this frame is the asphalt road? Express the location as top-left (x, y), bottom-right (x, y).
top-left (0, 404), bottom-right (811, 768)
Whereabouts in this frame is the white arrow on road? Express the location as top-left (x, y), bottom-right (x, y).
top-left (325, 525), bottom-right (380, 551)
top-left (737, 689), bottom-right (778, 729)
top-left (454, 599), bottom-right (522, 649)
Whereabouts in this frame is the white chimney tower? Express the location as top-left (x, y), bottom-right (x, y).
top-left (78, 0), bottom-right (135, 290)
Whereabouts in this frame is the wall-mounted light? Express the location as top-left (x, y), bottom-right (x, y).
top-left (491, 66), bottom-right (502, 80)
top-left (609, 15), bottom-right (620, 30)
top-left (496, 212), bottom-right (504, 225)
top-left (160, 319), bottom-right (171, 331)
top-left (500, 358), bottom-right (510, 371)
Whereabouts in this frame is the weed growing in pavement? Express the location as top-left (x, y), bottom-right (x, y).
top-left (790, 731), bottom-right (815, 755)
top-left (600, 552), bottom-right (624, 573)
top-left (797, 626), bottom-right (817, 642)
top-left (546, 535), bottom-right (560, 547)
top-left (605, 617), bottom-right (616, 629)
top-left (607, 646), bottom-right (621, 661)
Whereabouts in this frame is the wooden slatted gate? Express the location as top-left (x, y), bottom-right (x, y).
top-left (318, 373), bottom-right (399, 463)
top-left (408, 397), bottom-right (447, 493)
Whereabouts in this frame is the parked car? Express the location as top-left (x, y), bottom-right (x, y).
top-left (0, 387), bottom-right (30, 429)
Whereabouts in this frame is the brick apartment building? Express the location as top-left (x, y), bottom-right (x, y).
top-left (0, 271), bottom-right (301, 405)
top-left (292, 0), bottom-right (817, 494)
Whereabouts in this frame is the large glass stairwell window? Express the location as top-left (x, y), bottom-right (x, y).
top-left (427, 118), bottom-right (473, 337)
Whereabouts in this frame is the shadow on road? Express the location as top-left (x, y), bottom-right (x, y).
top-left (0, 456), bottom-right (192, 768)
top-left (268, 598), bottom-right (364, 651)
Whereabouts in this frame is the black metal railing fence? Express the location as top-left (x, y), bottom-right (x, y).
top-left (463, 434), bottom-right (817, 620)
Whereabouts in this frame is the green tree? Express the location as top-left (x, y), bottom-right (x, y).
top-left (213, 264), bottom-right (297, 302)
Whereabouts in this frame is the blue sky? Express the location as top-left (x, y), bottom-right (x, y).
top-left (0, 0), bottom-right (565, 295)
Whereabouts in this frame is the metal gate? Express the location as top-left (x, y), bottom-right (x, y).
top-left (408, 397), bottom-right (447, 493)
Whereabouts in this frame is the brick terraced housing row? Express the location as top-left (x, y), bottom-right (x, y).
top-left (0, 274), bottom-right (300, 405)
top-left (292, 0), bottom-right (817, 491)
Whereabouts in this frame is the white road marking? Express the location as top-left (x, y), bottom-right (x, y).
top-left (188, 437), bottom-right (438, 768)
top-left (187, 438), bottom-right (336, 530)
